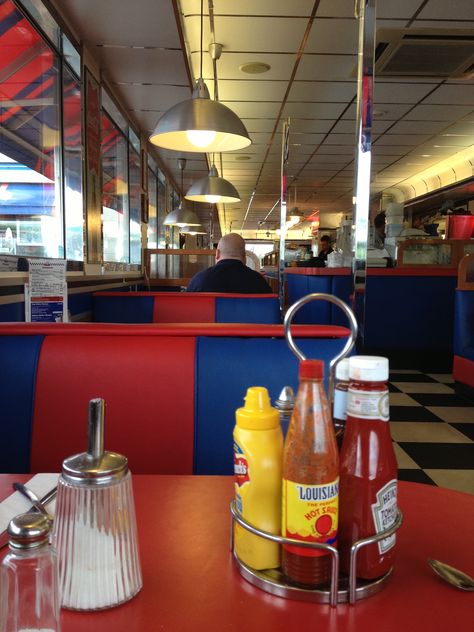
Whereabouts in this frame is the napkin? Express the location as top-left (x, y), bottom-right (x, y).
top-left (0, 473), bottom-right (59, 535)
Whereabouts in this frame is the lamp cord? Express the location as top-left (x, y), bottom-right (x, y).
top-left (200, 0), bottom-right (203, 79)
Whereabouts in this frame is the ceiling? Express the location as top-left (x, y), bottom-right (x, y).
top-left (51, 0), bottom-right (474, 237)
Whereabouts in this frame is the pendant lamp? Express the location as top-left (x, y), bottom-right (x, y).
top-left (149, 0), bottom-right (251, 153)
top-left (185, 164), bottom-right (240, 204)
top-left (163, 159), bottom-right (201, 227)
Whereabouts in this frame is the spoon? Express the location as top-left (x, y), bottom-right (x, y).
top-left (12, 483), bottom-right (52, 520)
top-left (428, 558), bottom-right (474, 591)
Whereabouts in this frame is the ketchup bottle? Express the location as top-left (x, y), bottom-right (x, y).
top-left (281, 360), bottom-right (339, 587)
top-left (338, 356), bottom-right (398, 580)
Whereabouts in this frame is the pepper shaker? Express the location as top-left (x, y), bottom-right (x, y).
top-left (0, 512), bottom-right (60, 631)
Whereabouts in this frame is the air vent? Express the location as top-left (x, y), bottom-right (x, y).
top-left (374, 29), bottom-right (474, 79)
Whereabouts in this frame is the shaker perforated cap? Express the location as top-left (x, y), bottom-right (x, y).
top-left (349, 356), bottom-right (389, 382)
top-left (335, 358), bottom-right (350, 381)
top-left (8, 512), bottom-right (51, 549)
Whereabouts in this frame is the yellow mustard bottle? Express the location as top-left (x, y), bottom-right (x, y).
top-left (233, 386), bottom-right (283, 570)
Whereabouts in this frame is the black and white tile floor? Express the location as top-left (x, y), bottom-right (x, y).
top-left (390, 370), bottom-right (474, 494)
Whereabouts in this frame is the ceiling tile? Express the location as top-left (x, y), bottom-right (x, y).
top-left (283, 102), bottom-right (347, 118)
top-left (212, 16), bottom-right (308, 53)
top-left (374, 82), bottom-right (440, 104)
top-left (219, 101), bottom-right (281, 118)
top-left (297, 54), bottom-right (357, 81)
top-left (97, 48), bottom-right (188, 85)
top-left (216, 80), bottom-right (288, 101)
top-left (404, 104), bottom-right (474, 121)
top-left (423, 85), bottom-right (474, 106)
top-left (289, 81), bottom-right (356, 102)
top-left (306, 18), bottom-right (357, 54)
top-left (416, 0), bottom-right (474, 20)
top-left (387, 120), bottom-right (452, 135)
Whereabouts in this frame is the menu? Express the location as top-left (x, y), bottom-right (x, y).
top-left (25, 258), bottom-right (68, 322)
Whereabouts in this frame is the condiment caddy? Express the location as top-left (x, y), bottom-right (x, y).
top-left (230, 293), bottom-right (403, 606)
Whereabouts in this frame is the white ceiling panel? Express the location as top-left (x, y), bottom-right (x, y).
top-left (375, 0), bottom-right (424, 19)
top-left (297, 54), bottom-right (357, 81)
top-left (387, 120), bottom-right (453, 135)
top-left (416, 0), bottom-right (474, 20)
top-left (209, 53), bottom-right (297, 81)
top-left (213, 16), bottom-right (308, 53)
top-left (289, 81), bottom-right (356, 102)
top-left (96, 49), bottom-right (188, 85)
top-left (182, 0), bottom-right (316, 17)
top-left (217, 80), bottom-right (288, 101)
top-left (290, 119), bottom-right (337, 133)
top-left (116, 84), bottom-right (191, 112)
top-left (422, 85), bottom-right (474, 106)
top-left (220, 101), bottom-right (281, 118)
top-left (404, 104), bottom-right (474, 121)
top-left (52, 0), bottom-right (181, 48)
top-left (342, 103), bottom-right (413, 120)
top-left (374, 82), bottom-right (440, 104)
top-left (306, 19), bottom-right (358, 54)
top-left (376, 134), bottom-right (432, 146)
top-left (283, 102), bottom-right (347, 118)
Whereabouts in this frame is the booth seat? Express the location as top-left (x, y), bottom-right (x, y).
top-left (453, 289), bottom-right (474, 389)
top-left (0, 322), bottom-right (350, 476)
top-left (93, 291), bottom-right (281, 324)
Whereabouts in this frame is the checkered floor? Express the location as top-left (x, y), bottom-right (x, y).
top-left (390, 370), bottom-right (474, 495)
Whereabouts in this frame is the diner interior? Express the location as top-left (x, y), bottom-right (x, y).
top-left (0, 0), bottom-right (474, 629)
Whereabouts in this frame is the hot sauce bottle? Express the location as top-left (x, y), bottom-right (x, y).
top-left (338, 356), bottom-right (398, 580)
top-left (281, 360), bottom-right (339, 587)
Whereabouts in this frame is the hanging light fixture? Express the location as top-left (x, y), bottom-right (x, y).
top-left (179, 225), bottom-right (207, 235)
top-left (185, 162), bottom-right (240, 204)
top-left (163, 159), bottom-right (201, 227)
top-left (149, 0), bottom-right (251, 153)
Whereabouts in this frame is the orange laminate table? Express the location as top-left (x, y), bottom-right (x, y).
top-left (1, 475), bottom-right (473, 632)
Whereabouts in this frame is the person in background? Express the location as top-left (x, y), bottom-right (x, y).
top-left (373, 212), bottom-right (386, 249)
top-left (297, 235), bottom-right (333, 267)
top-left (186, 232), bottom-right (272, 293)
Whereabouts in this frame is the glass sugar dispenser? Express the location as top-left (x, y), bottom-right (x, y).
top-left (0, 512), bottom-right (61, 632)
top-left (52, 398), bottom-right (142, 611)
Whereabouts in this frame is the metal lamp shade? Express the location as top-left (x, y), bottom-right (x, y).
top-left (185, 165), bottom-right (241, 204)
top-left (163, 205), bottom-right (201, 227)
top-left (180, 225), bottom-right (207, 235)
top-left (149, 79), bottom-right (251, 153)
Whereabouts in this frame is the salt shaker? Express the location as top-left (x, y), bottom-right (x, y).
top-left (0, 512), bottom-right (60, 632)
top-left (52, 398), bottom-right (142, 610)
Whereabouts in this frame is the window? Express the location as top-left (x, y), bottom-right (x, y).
top-left (147, 166), bottom-right (157, 249)
top-left (0, 0), bottom-right (63, 258)
top-left (101, 112), bottom-right (129, 262)
top-left (157, 173), bottom-right (167, 248)
top-left (129, 147), bottom-right (141, 264)
top-left (63, 64), bottom-right (83, 261)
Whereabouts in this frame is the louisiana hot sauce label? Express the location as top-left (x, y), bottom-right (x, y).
top-left (282, 479), bottom-right (339, 556)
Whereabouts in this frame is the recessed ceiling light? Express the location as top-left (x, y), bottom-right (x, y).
top-left (235, 155), bottom-right (251, 161)
top-left (421, 154), bottom-right (432, 157)
top-left (239, 62), bottom-right (271, 74)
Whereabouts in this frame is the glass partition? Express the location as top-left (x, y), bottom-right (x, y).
top-left (129, 146), bottom-right (141, 264)
top-left (147, 166), bottom-right (157, 248)
top-left (63, 64), bottom-right (83, 260)
top-left (101, 112), bottom-right (129, 262)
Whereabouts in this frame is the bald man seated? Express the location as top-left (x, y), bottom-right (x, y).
top-left (186, 233), bottom-right (272, 294)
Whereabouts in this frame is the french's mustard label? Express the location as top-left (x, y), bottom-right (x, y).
top-left (233, 441), bottom-right (249, 487)
top-left (282, 479), bottom-right (339, 557)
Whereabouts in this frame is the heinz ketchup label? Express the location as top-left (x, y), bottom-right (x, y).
top-left (282, 478), bottom-right (339, 556)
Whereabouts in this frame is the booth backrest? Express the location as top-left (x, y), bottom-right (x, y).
top-left (0, 323), bottom-right (350, 475)
top-left (453, 289), bottom-right (474, 388)
top-left (93, 292), bottom-right (281, 324)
